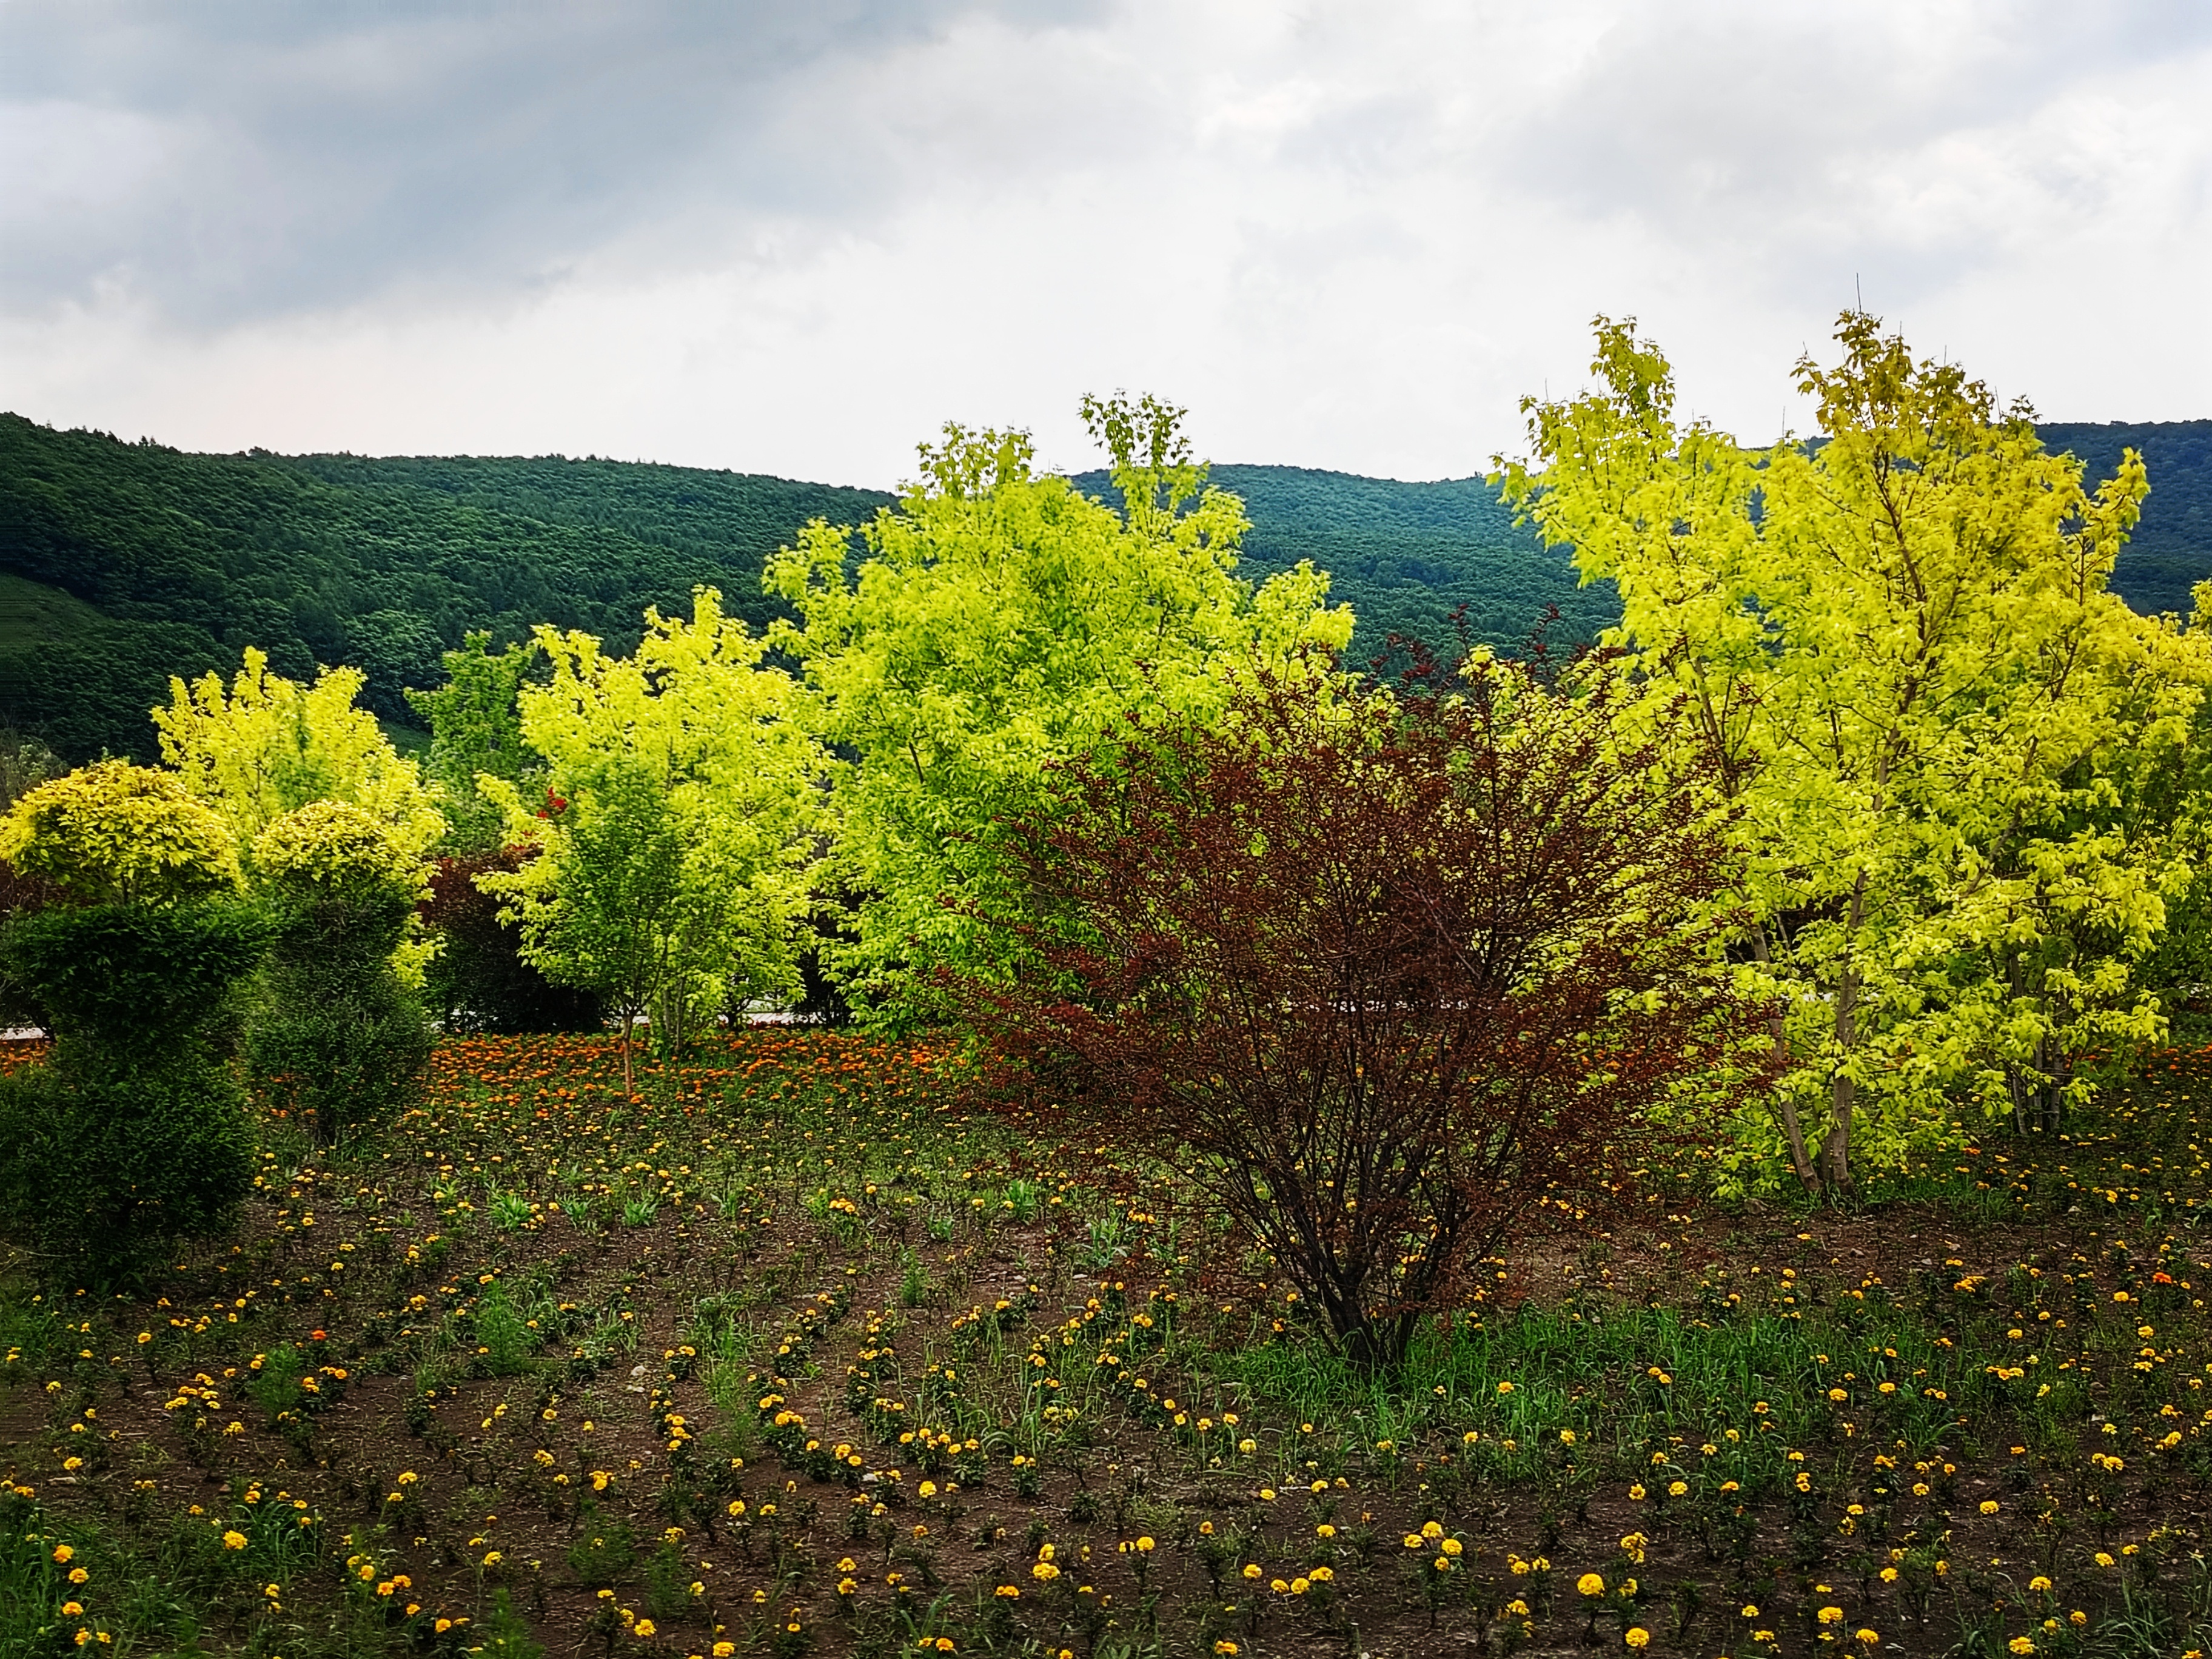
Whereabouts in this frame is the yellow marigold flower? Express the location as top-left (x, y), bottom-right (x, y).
top-left (222, 1532), bottom-right (247, 1551)
top-left (1626, 1631), bottom-right (1651, 1651)
top-left (1578, 1572), bottom-right (1607, 1597)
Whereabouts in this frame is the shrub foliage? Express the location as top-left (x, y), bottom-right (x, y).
top-left (0, 900), bottom-right (267, 1273)
top-left (971, 659), bottom-right (1761, 1368)
top-left (247, 802), bottom-right (433, 1145)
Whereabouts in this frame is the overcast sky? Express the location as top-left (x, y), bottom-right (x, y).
top-left (3, 0), bottom-right (2210, 486)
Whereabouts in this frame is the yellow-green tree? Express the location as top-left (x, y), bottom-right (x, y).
top-left (154, 649), bottom-right (446, 865)
top-left (1502, 313), bottom-right (2211, 1194)
top-left (765, 395), bottom-right (1353, 1026)
top-left (480, 588), bottom-right (829, 1090)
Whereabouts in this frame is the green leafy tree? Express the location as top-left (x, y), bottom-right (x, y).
top-left (406, 632), bottom-right (540, 853)
top-left (763, 394), bottom-right (1354, 1026)
top-left (1501, 313), bottom-right (2212, 1195)
top-left (0, 763), bottom-right (264, 1275)
top-left (481, 588), bottom-right (828, 1090)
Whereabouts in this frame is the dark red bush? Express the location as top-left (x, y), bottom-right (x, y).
top-left (418, 848), bottom-right (604, 1036)
top-left (967, 660), bottom-right (1764, 1369)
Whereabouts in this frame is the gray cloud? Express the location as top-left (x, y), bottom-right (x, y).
top-left (0, 0), bottom-right (1103, 324)
top-left (2, 0), bottom-right (2208, 480)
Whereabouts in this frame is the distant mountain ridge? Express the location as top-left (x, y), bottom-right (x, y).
top-left (1, 413), bottom-right (2207, 763)
top-left (1074, 463), bottom-right (1615, 666)
top-left (2034, 421), bottom-right (2212, 619)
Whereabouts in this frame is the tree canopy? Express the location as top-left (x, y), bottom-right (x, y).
top-left (765, 399), bottom-right (1353, 1026)
top-left (480, 588), bottom-right (830, 1086)
top-left (1502, 312), bottom-right (2212, 1194)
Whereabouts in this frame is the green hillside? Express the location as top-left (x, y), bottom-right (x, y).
top-left (1074, 463), bottom-right (1614, 666)
top-left (2, 414), bottom-right (2207, 764)
top-left (0, 414), bottom-right (891, 758)
top-left (2036, 420), bottom-right (2212, 618)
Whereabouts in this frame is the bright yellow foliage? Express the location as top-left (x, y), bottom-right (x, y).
top-left (253, 800), bottom-right (428, 897)
top-left (1504, 313), bottom-right (2212, 1191)
top-left (153, 649), bottom-right (444, 866)
top-left (0, 760), bottom-right (241, 905)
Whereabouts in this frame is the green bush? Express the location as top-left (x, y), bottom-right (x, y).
top-left (0, 899), bottom-right (267, 1275)
top-left (249, 877), bottom-right (432, 1146)
top-left (246, 801), bottom-right (434, 1145)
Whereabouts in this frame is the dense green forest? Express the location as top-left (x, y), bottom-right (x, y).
top-left (2, 412), bottom-right (2207, 762)
top-left (1074, 462), bottom-right (1615, 665)
top-left (2037, 420), bottom-right (2212, 617)
top-left (0, 415), bottom-right (890, 759)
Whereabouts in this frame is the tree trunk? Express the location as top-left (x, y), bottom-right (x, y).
top-left (2004, 951), bottom-right (2032, 1136)
top-left (1820, 970), bottom-right (1859, 1197)
top-left (1751, 923), bottom-right (1818, 1191)
top-left (1820, 875), bottom-right (1869, 1197)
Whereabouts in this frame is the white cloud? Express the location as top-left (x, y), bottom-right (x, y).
top-left (2, 0), bottom-right (2208, 483)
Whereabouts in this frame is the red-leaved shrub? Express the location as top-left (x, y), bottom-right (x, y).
top-left (967, 659), bottom-right (1763, 1369)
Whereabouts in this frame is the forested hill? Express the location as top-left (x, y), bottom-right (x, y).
top-left (2, 412), bottom-right (2208, 764)
top-left (1073, 463), bottom-right (1614, 668)
top-left (2037, 421), bottom-right (2212, 618)
top-left (0, 416), bottom-right (893, 760)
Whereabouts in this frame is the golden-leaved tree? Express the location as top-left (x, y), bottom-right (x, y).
top-left (480, 588), bottom-right (830, 1091)
top-left (1501, 312), bottom-right (2212, 1195)
top-left (154, 649), bottom-right (446, 865)
top-left (765, 395), bottom-right (1353, 1027)
top-left (153, 649), bottom-right (446, 988)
